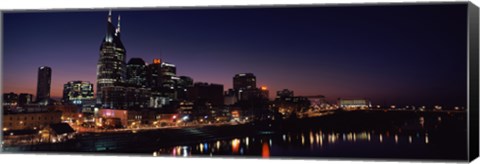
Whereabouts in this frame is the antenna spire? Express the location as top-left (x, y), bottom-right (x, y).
top-left (116, 15), bottom-right (121, 35)
top-left (108, 10), bottom-right (112, 22)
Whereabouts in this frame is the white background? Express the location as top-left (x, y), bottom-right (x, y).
top-left (0, 0), bottom-right (479, 164)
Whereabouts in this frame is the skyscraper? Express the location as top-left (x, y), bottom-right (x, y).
top-left (147, 58), bottom-right (162, 88)
top-left (233, 73), bottom-right (256, 91)
top-left (161, 62), bottom-right (177, 88)
top-left (233, 73), bottom-right (257, 101)
top-left (36, 66), bottom-right (51, 104)
top-left (126, 58), bottom-right (147, 87)
top-left (96, 11), bottom-right (126, 104)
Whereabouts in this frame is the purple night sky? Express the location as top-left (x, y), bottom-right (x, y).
top-left (3, 4), bottom-right (468, 107)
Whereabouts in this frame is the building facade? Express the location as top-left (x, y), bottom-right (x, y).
top-left (3, 110), bottom-right (62, 131)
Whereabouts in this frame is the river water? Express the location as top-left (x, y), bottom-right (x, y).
top-left (152, 111), bottom-right (467, 160)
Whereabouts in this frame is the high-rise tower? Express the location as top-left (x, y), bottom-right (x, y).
top-left (36, 66), bottom-right (52, 104)
top-left (96, 11), bottom-right (126, 104)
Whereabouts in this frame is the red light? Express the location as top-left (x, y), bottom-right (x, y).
top-left (262, 142), bottom-right (270, 158)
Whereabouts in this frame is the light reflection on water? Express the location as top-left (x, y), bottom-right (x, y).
top-left (151, 115), bottom-right (464, 159)
top-left (153, 130), bottom-right (431, 157)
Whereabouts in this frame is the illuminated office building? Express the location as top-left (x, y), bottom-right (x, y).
top-left (96, 11), bottom-right (126, 104)
top-left (338, 99), bottom-right (371, 110)
top-left (62, 81), bottom-right (94, 105)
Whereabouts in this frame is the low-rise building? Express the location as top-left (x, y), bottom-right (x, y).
top-left (337, 99), bottom-right (371, 110)
top-left (3, 110), bottom-right (62, 131)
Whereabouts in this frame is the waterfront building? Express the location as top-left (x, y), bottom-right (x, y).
top-left (49, 104), bottom-right (81, 123)
top-left (96, 11), bottom-right (126, 104)
top-left (62, 81), bottom-right (94, 105)
top-left (2, 109), bottom-right (62, 131)
top-left (36, 66), bottom-right (52, 104)
top-left (95, 108), bottom-right (172, 128)
top-left (95, 109), bottom-right (128, 128)
top-left (126, 58), bottom-right (148, 88)
top-left (337, 99), bottom-right (371, 110)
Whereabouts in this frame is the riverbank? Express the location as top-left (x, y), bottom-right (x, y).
top-left (2, 110), bottom-right (467, 158)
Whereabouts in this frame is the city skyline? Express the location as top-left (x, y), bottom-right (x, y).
top-left (3, 4), bottom-right (468, 107)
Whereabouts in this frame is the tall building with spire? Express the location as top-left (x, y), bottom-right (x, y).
top-left (96, 11), bottom-right (126, 104)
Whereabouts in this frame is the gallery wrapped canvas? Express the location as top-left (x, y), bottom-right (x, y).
top-left (0, 1), bottom-right (478, 162)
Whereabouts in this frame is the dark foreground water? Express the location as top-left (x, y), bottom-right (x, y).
top-left (155, 111), bottom-right (467, 160)
top-left (3, 111), bottom-right (468, 161)
top-left (157, 126), bottom-right (460, 159)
